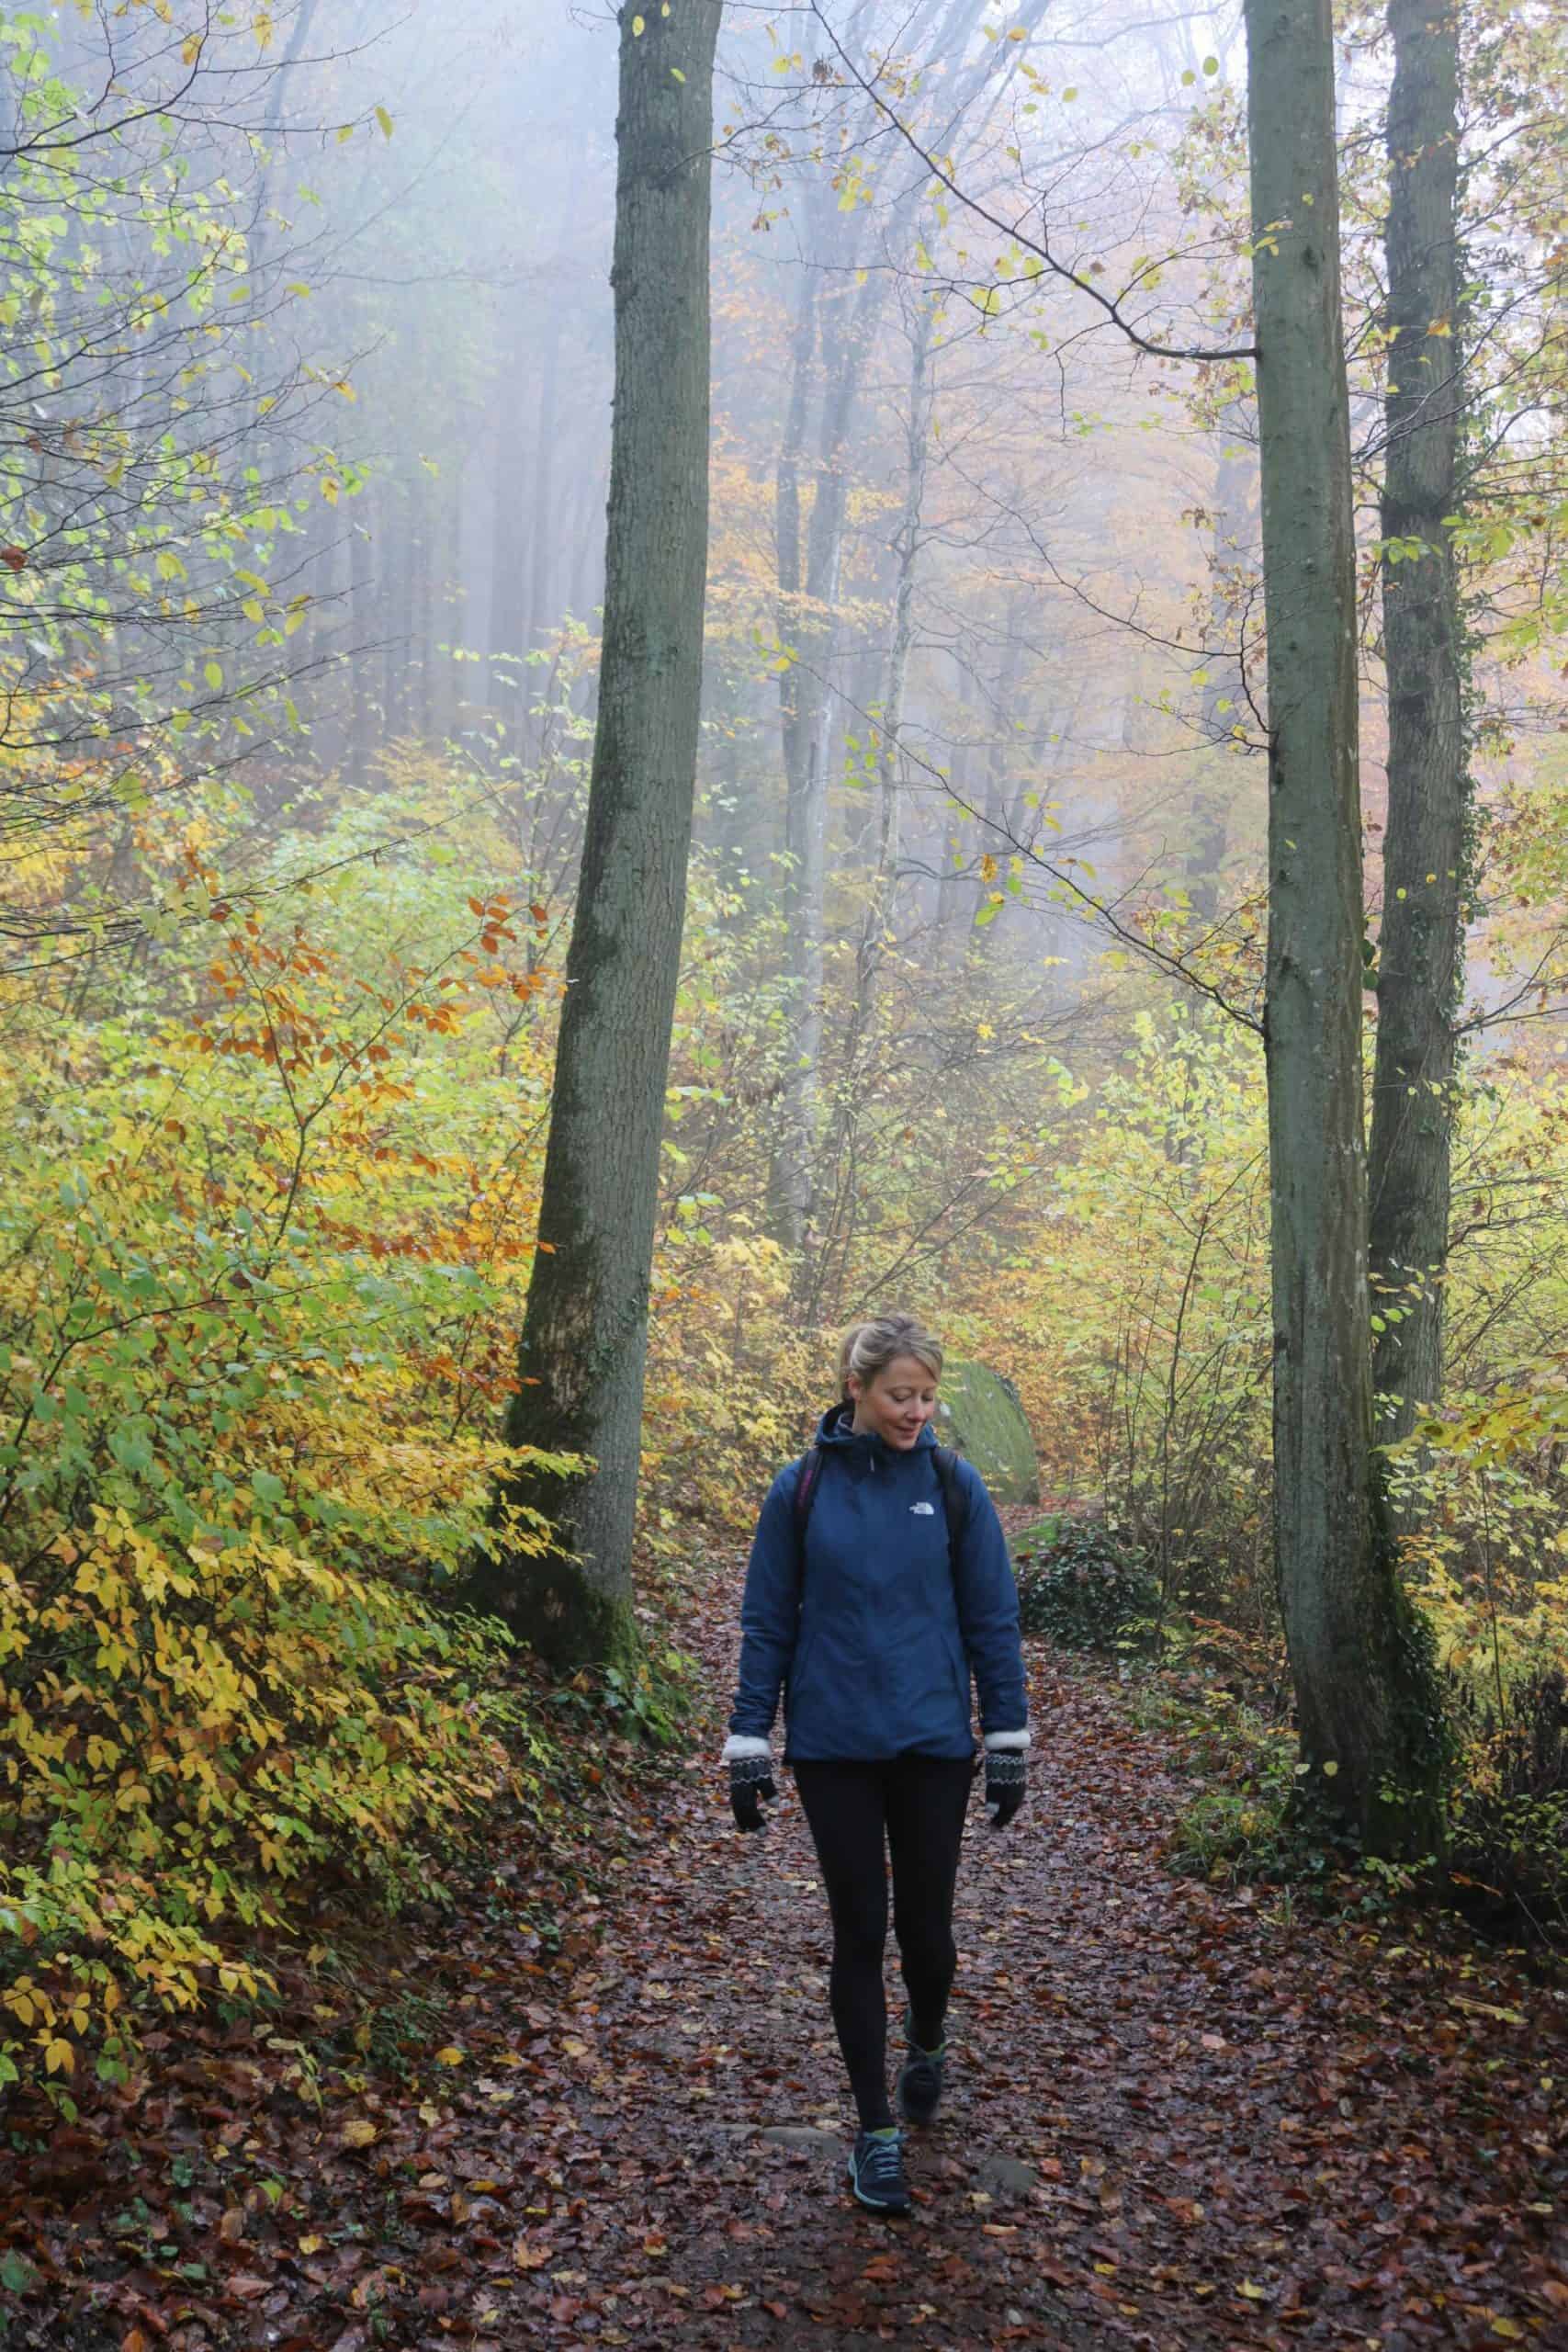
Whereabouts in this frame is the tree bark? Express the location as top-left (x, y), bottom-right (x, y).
top-left (348, 513), bottom-right (372, 793)
top-left (474, 0), bottom-right (720, 1670)
top-left (489, 303), bottom-right (530, 729)
top-left (1186, 412), bottom-right (1257, 924)
top-left (866, 300), bottom-right (933, 966)
top-left (1243, 0), bottom-right (1446, 1853)
top-left (1368, 0), bottom-right (1465, 1445)
top-left (525, 314), bottom-right (563, 724)
top-left (767, 255), bottom-right (886, 1256)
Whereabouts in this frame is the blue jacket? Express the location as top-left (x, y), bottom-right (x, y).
top-left (728, 1408), bottom-right (1028, 1761)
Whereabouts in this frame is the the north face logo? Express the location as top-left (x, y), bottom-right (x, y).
top-left (910, 1500), bottom-right (936, 1516)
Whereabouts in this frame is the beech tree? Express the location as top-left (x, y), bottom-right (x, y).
top-left (1243, 0), bottom-right (1446, 1850)
top-left (1367, 0), bottom-right (1466, 1447)
top-left (473, 0), bottom-right (723, 1667)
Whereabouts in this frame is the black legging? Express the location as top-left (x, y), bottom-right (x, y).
top-left (793, 1755), bottom-right (974, 2132)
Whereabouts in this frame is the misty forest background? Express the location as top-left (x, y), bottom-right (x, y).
top-left (3, 0), bottom-right (1568, 2109)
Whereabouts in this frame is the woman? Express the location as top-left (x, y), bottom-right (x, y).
top-left (723, 1313), bottom-right (1030, 2215)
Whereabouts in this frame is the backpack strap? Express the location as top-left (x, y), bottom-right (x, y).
top-left (932, 1444), bottom-right (969, 1561)
top-left (792, 1444), bottom-right (825, 1555)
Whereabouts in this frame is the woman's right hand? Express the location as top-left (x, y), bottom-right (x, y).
top-left (723, 1736), bottom-right (776, 1832)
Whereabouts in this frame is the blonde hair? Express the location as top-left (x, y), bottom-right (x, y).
top-left (838, 1313), bottom-right (944, 1399)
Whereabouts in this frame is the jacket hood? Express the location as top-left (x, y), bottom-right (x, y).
top-left (814, 1403), bottom-right (938, 1457)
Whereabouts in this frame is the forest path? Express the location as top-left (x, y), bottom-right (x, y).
top-left (9, 1563), bottom-right (1566, 2352)
top-left (578, 1618), bottom-right (1563, 2352)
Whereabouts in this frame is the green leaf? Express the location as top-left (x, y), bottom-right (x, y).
top-left (375, 106), bottom-right (394, 139)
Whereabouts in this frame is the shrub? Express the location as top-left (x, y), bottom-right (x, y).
top-left (0, 859), bottom-right (578, 2102)
top-left (1013, 1519), bottom-right (1160, 1652)
top-left (0, 1525), bottom-right (543, 2097)
top-left (1447, 1667), bottom-right (1568, 1938)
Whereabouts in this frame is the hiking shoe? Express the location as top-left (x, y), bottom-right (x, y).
top-left (846, 2127), bottom-right (911, 2214)
top-left (896, 2011), bottom-right (947, 2125)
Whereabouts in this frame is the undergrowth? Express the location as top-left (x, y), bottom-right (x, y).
top-left (1013, 1518), bottom-right (1160, 1654)
top-left (1125, 1657), bottom-right (1567, 1955)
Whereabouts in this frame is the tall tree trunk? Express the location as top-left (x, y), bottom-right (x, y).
top-left (864, 298), bottom-right (932, 975)
top-left (766, 269), bottom-right (824, 1255)
top-left (349, 514), bottom-right (372, 792)
top-left (1243, 0), bottom-right (1446, 1852)
top-left (489, 304), bottom-right (529, 731)
top-left (473, 0), bottom-right (720, 1670)
top-left (1186, 411), bottom-right (1257, 923)
top-left (381, 488), bottom-right (408, 737)
top-left (767, 253), bottom-right (886, 1257)
top-left (969, 613), bottom-right (1029, 941)
top-left (411, 472), bottom-right (433, 740)
top-left (1367, 0), bottom-right (1465, 1445)
top-left (807, 298), bottom-right (935, 1327)
top-left (525, 315), bottom-right (563, 734)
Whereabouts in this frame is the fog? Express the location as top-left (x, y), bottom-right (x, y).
top-left (251, 0), bottom-right (1269, 989)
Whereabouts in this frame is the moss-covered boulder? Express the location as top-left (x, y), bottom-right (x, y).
top-left (936, 1361), bottom-right (1039, 1505)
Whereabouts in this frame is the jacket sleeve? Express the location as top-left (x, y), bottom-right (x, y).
top-left (727, 1462), bottom-right (805, 1743)
top-left (951, 1461), bottom-right (1029, 1739)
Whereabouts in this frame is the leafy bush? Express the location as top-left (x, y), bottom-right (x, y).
top-left (0, 845), bottom-right (579, 2102)
top-left (1013, 1519), bottom-right (1159, 1652)
top-left (1448, 1668), bottom-right (1568, 1937)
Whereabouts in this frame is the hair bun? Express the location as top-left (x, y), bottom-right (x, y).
top-left (839, 1313), bottom-right (943, 1397)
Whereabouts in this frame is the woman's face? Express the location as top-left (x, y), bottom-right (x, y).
top-left (848, 1354), bottom-right (940, 1450)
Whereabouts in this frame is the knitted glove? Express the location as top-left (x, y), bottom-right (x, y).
top-left (984, 1731), bottom-right (1029, 1829)
top-left (722, 1735), bottom-right (776, 1833)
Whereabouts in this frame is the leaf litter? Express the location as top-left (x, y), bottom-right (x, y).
top-left (2, 1544), bottom-right (1564, 2350)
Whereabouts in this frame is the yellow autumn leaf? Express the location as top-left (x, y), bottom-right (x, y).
top-left (1450, 1996), bottom-right (1528, 2028)
top-left (341, 2118), bottom-right (378, 2147)
top-left (434, 2044), bottom-right (466, 2065)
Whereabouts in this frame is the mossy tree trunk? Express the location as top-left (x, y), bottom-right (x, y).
top-left (1243, 0), bottom-right (1448, 1854)
top-left (471, 0), bottom-right (721, 1671)
top-left (1368, 0), bottom-right (1466, 1448)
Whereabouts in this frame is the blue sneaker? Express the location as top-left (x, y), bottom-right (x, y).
top-left (846, 2127), bottom-right (911, 2214)
top-left (896, 2011), bottom-right (947, 2125)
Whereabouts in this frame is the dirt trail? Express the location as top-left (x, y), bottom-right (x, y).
top-left (574, 1630), bottom-right (1564, 2352)
top-left (7, 1572), bottom-right (1565, 2352)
